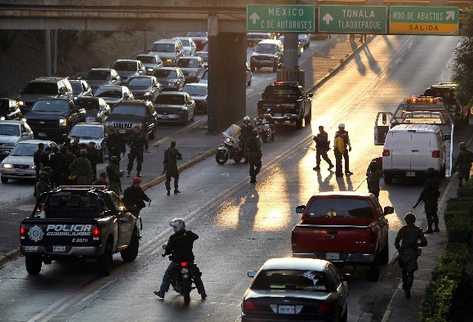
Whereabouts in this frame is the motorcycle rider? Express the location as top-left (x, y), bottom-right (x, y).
top-left (154, 218), bottom-right (207, 301)
top-left (334, 123), bottom-right (353, 177)
top-left (394, 212), bottom-right (427, 299)
top-left (123, 177), bottom-right (150, 235)
top-left (313, 125), bottom-right (334, 171)
top-left (240, 116), bottom-right (254, 160)
top-left (246, 129), bottom-right (262, 184)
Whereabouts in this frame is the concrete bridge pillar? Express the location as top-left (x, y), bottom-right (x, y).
top-left (207, 16), bottom-right (247, 133)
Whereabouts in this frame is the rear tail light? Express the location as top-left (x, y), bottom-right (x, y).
top-left (319, 302), bottom-right (334, 314)
top-left (382, 149), bottom-right (390, 157)
top-left (432, 150), bottom-right (441, 158)
top-left (92, 226), bottom-right (101, 238)
top-left (242, 300), bottom-right (257, 313)
top-left (180, 261), bottom-right (189, 268)
top-left (19, 225), bottom-right (28, 237)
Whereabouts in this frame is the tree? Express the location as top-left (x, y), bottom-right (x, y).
top-left (454, 8), bottom-right (473, 105)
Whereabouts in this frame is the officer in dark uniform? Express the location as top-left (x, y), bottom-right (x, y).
top-left (413, 168), bottom-right (441, 233)
top-left (394, 212), bottom-right (427, 299)
top-left (33, 143), bottom-right (48, 179)
top-left (87, 142), bottom-right (100, 181)
top-left (245, 130), bottom-right (262, 184)
top-left (127, 128), bottom-right (146, 177)
top-left (123, 177), bottom-right (150, 235)
top-left (48, 146), bottom-right (66, 187)
top-left (454, 142), bottom-right (473, 187)
top-left (366, 157), bottom-right (383, 198)
top-left (240, 116), bottom-right (254, 161)
top-left (163, 141), bottom-right (182, 196)
top-left (106, 155), bottom-right (122, 195)
top-left (313, 125), bottom-right (334, 171)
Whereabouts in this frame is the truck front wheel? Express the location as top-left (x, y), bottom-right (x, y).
top-left (121, 229), bottom-right (139, 262)
top-left (97, 241), bottom-right (113, 276)
top-left (25, 255), bottom-right (42, 275)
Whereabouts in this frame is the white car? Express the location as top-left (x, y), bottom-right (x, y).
top-left (0, 120), bottom-right (34, 160)
top-left (174, 37), bottom-right (197, 56)
top-left (1, 139), bottom-right (56, 183)
top-left (155, 92), bottom-right (195, 124)
top-left (68, 122), bottom-right (105, 160)
top-left (183, 83), bottom-right (207, 114)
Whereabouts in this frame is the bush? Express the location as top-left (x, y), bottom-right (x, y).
top-left (444, 210), bottom-right (473, 243)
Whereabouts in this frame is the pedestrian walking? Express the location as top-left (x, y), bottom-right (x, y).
top-left (245, 130), bottom-right (262, 184)
top-left (33, 143), bottom-right (48, 179)
top-left (106, 156), bottom-right (122, 195)
top-left (333, 123), bottom-right (353, 177)
top-left (394, 212), bottom-right (427, 299)
top-left (49, 146), bottom-right (66, 187)
top-left (87, 142), bottom-right (101, 180)
top-left (240, 116), bottom-right (254, 161)
top-left (313, 125), bottom-right (334, 171)
top-left (366, 157), bottom-right (382, 198)
top-left (413, 168), bottom-right (441, 233)
top-left (454, 142), bottom-right (473, 188)
top-left (127, 129), bottom-right (146, 177)
top-left (163, 141), bottom-right (182, 196)
top-left (68, 149), bottom-right (93, 185)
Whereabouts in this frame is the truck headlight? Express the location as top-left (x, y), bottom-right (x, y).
top-left (2, 163), bottom-right (13, 169)
top-left (59, 118), bottom-right (67, 127)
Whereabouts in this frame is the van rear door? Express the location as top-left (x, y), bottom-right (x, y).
top-left (384, 131), bottom-right (411, 171)
top-left (410, 132), bottom-right (440, 171)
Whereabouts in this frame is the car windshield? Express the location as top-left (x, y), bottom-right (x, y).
top-left (256, 43), bottom-right (277, 54)
top-left (128, 78), bottom-right (152, 89)
top-left (96, 89), bottom-right (122, 99)
top-left (155, 69), bottom-right (177, 79)
top-left (178, 59), bottom-right (199, 68)
top-left (263, 85), bottom-right (300, 99)
top-left (70, 125), bottom-right (104, 139)
top-left (70, 81), bottom-right (83, 95)
top-left (0, 124), bottom-right (20, 136)
top-left (112, 105), bottom-right (146, 117)
top-left (87, 70), bottom-right (109, 80)
top-left (137, 56), bottom-right (156, 64)
top-left (184, 85), bottom-right (207, 96)
top-left (32, 100), bottom-right (70, 113)
top-left (179, 39), bottom-right (190, 46)
top-left (152, 43), bottom-right (175, 52)
top-left (307, 199), bottom-right (373, 219)
top-left (113, 61), bottom-right (138, 71)
top-left (11, 143), bottom-right (39, 156)
top-left (23, 82), bottom-right (58, 95)
top-left (156, 95), bottom-right (185, 105)
top-left (252, 270), bottom-right (329, 292)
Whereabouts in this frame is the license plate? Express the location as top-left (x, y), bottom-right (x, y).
top-left (326, 252), bottom-right (340, 261)
top-left (52, 245), bottom-right (66, 253)
top-left (278, 305), bottom-right (296, 315)
top-left (406, 171), bottom-right (416, 177)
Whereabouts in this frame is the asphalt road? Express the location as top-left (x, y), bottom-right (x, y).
top-left (0, 35), bottom-right (461, 322)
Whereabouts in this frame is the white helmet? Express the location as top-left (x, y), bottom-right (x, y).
top-left (243, 116), bottom-right (251, 123)
top-left (169, 218), bottom-right (186, 232)
top-left (338, 123), bottom-right (345, 129)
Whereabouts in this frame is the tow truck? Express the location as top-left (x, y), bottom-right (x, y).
top-left (374, 96), bottom-right (455, 182)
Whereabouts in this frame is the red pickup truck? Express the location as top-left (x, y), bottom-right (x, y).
top-left (291, 192), bottom-right (394, 281)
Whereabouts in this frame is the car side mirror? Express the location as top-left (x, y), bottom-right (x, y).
top-left (247, 271), bottom-right (257, 278)
top-left (383, 206), bottom-right (394, 215)
top-left (296, 205), bottom-right (306, 214)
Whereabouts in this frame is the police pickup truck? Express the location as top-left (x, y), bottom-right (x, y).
top-left (19, 186), bottom-right (139, 275)
top-left (257, 81), bottom-right (312, 129)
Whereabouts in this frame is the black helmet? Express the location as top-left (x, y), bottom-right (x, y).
top-left (404, 212), bottom-right (416, 225)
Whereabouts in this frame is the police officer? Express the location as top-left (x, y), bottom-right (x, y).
top-left (246, 130), bottom-right (262, 184)
top-left (106, 155), bottom-right (122, 195)
top-left (413, 168), bottom-right (441, 233)
top-left (87, 142), bottom-right (101, 180)
top-left (123, 177), bottom-right (150, 235)
top-left (313, 125), bottom-right (334, 171)
top-left (127, 128), bottom-right (146, 177)
top-left (48, 146), bottom-right (66, 187)
top-left (163, 141), bottom-right (182, 196)
top-left (107, 128), bottom-right (124, 161)
top-left (68, 149), bottom-right (93, 185)
top-left (394, 212), bottom-right (427, 299)
top-left (366, 157), bottom-right (383, 198)
top-left (334, 123), bottom-right (353, 177)
top-left (154, 218), bottom-right (207, 301)
top-left (33, 143), bottom-right (48, 179)
top-left (35, 168), bottom-right (52, 201)
top-left (240, 116), bottom-right (254, 160)
top-left (454, 142), bottom-right (473, 188)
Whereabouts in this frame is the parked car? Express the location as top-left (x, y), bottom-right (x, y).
top-left (150, 39), bottom-right (184, 66)
top-left (69, 79), bottom-right (93, 99)
top-left (242, 257), bottom-right (349, 322)
top-left (127, 76), bottom-right (160, 101)
top-left (298, 33), bottom-right (311, 49)
top-left (250, 39), bottom-right (284, 72)
top-left (292, 192), bottom-right (393, 281)
top-left (0, 120), bottom-right (34, 160)
top-left (0, 139), bottom-right (56, 183)
top-left (247, 32), bottom-right (274, 47)
top-left (111, 59), bottom-right (145, 84)
top-left (0, 98), bottom-right (23, 120)
top-left (86, 68), bottom-right (121, 93)
top-left (186, 32), bottom-right (208, 51)
top-left (176, 56), bottom-right (204, 83)
top-left (76, 96), bottom-right (111, 123)
top-left (18, 77), bottom-right (74, 112)
top-left (174, 37), bottom-right (197, 56)
top-left (153, 67), bottom-right (185, 91)
top-left (69, 122), bottom-right (106, 160)
top-left (25, 98), bottom-right (85, 141)
top-left (183, 83), bottom-right (207, 114)
top-left (105, 100), bottom-right (157, 139)
top-left (136, 53), bottom-right (163, 75)
top-left (94, 85), bottom-right (133, 108)
top-left (155, 92), bottom-right (195, 124)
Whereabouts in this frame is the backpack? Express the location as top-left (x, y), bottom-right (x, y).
top-left (334, 136), bottom-right (346, 153)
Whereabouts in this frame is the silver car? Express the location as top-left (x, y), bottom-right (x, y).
top-left (68, 122), bottom-right (105, 160)
top-left (0, 139), bottom-right (56, 183)
top-left (0, 120), bottom-right (34, 160)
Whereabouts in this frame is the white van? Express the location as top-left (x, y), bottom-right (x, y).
top-left (382, 124), bottom-right (445, 184)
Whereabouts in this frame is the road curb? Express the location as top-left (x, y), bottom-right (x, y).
top-left (0, 247), bottom-right (20, 268)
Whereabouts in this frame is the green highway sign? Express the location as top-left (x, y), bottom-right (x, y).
top-left (389, 6), bottom-right (459, 35)
top-left (318, 5), bottom-right (388, 34)
top-left (246, 5), bottom-right (316, 33)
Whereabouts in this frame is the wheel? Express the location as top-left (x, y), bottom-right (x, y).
top-left (367, 265), bottom-right (380, 282)
top-left (25, 255), bottom-right (42, 275)
top-left (120, 229), bottom-right (139, 262)
top-left (215, 150), bottom-right (228, 165)
top-left (1, 176), bottom-right (8, 184)
top-left (97, 241), bottom-right (113, 276)
top-left (378, 243), bottom-right (389, 265)
top-left (183, 292), bottom-right (191, 305)
top-left (295, 118), bottom-right (304, 129)
top-left (384, 173), bottom-right (393, 185)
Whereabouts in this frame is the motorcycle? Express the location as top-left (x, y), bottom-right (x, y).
top-left (162, 249), bottom-right (195, 304)
top-left (255, 115), bottom-right (275, 143)
top-left (215, 124), bottom-right (244, 165)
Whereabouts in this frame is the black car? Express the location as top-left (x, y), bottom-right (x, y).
top-left (25, 98), bottom-right (86, 141)
top-left (18, 77), bottom-right (74, 112)
top-left (0, 98), bottom-right (23, 120)
top-left (76, 96), bottom-right (111, 123)
top-left (257, 81), bottom-right (312, 129)
top-left (250, 39), bottom-right (284, 73)
top-left (127, 76), bottom-right (161, 101)
top-left (20, 185), bottom-right (140, 275)
top-left (153, 67), bottom-right (185, 91)
top-left (242, 258), bottom-right (349, 322)
top-left (136, 53), bottom-right (163, 75)
top-left (105, 100), bottom-right (157, 139)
